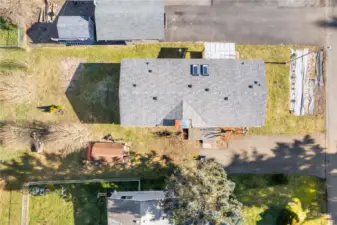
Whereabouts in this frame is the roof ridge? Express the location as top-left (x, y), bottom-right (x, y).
top-left (182, 100), bottom-right (208, 125)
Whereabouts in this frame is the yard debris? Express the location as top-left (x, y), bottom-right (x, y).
top-left (45, 123), bottom-right (91, 152)
top-left (0, 121), bottom-right (49, 150)
top-left (289, 48), bottom-right (325, 115)
top-left (0, 73), bottom-right (35, 103)
top-left (0, 121), bottom-right (91, 152)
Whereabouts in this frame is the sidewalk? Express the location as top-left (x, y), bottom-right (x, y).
top-left (325, 3), bottom-right (337, 224)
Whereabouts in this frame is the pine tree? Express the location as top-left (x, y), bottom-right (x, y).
top-left (164, 158), bottom-right (243, 225)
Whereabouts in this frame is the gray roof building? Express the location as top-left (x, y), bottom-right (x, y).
top-left (107, 191), bottom-right (170, 225)
top-left (119, 59), bottom-right (267, 128)
top-left (57, 16), bottom-right (94, 40)
top-left (94, 0), bottom-right (164, 41)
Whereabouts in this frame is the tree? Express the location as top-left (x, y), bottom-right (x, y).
top-left (163, 158), bottom-right (243, 225)
top-left (279, 198), bottom-right (308, 225)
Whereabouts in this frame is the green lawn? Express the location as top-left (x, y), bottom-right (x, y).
top-left (229, 174), bottom-right (327, 225)
top-left (0, 18), bottom-right (18, 46)
top-left (25, 175), bottom-right (327, 225)
top-left (0, 189), bottom-right (22, 225)
top-left (28, 181), bottom-right (149, 225)
top-left (237, 45), bottom-right (325, 135)
top-left (0, 44), bottom-right (324, 137)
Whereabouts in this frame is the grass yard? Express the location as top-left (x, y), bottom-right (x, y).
top-left (28, 181), bottom-right (154, 225)
top-left (230, 174), bottom-right (327, 225)
top-left (237, 45), bottom-right (325, 135)
top-left (0, 17), bottom-right (18, 46)
top-left (25, 175), bottom-right (328, 225)
top-left (0, 44), bottom-right (324, 139)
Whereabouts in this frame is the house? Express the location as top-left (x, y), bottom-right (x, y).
top-left (107, 191), bottom-right (170, 225)
top-left (56, 16), bottom-right (95, 43)
top-left (119, 59), bottom-right (267, 128)
top-left (54, 0), bottom-right (165, 43)
top-left (95, 0), bottom-right (165, 41)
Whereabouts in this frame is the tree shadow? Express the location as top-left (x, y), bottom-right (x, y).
top-left (0, 150), bottom-right (175, 190)
top-left (220, 135), bottom-right (328, 223)
top-left (316, 17), bottom-right (337, 28)
top-left (66, 63), bottom-right (121, 124)
top-left (257, 206), bottom-right (282, 225)
top-left (224, 135), bottom-right (326, 178)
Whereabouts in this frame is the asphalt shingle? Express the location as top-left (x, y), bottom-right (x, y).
top-left (95, 0), bottom-right (164, 41)
top-left (119, 59), bottom-right (267, 127)
top-left (57, 16), bottom-right (94, 40)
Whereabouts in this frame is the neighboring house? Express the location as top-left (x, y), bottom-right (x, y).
top-left (54, 0), bottom-right (164, 43)
top-left (95, 0), bottom-right (164, 41)
top-left (56, 16), bottom-right (95, 43)
top-left (107, 191), bottom-right (170, 225)
top-left (119, 59), bottom-right (267, 128)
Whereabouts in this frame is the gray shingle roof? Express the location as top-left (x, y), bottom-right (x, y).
top-left (57, 16), bottom-right (94, 40)
top-left (94, 0), bottom-right (164, 41)
top-left (119, 59), bottom-right (267, 127)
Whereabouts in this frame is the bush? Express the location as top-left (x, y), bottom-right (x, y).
top-left (270, 174), bottom-right (289, 185)
top-left (279, 198), bottom-right (308, 225)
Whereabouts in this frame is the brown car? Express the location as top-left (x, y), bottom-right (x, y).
top-left (87, 142), bottom-right (128, 164)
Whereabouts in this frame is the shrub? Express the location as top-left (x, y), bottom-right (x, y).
top-left (270, 174), bottom-right (289, 185)
top-left (279, 198), bottom-right (308, 225)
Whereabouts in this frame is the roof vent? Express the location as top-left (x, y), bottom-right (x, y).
top-left (254, 81), bottom-right (258, 84)
top-left (188, 84), bottom-right (192, 88)
top-left (148, 70), bottom-right (152, 73)
top-left (200, 64), bottom-right (209, 76)
top-left (146, 62), bottom-right (149, 65)
top-left (190, 64), bottom-right (199, 76)
top-left (205, 88), bottom-right (209, 92)
top-left (224, 97), bottom-right (228, 100)
top-left (248, 85), bottom-right (253, 89)
top-left (121, 196), bottom-right (133, 200)
top-left (133, 84), bottom-right (137, 87)
top-left (153, 97), bottom-right (157, 100)
top-left (241, 61), bottom-right (244, 65)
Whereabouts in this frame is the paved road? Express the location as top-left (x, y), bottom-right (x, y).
top-left (165, 6), bottom-right (327, 45)
top-left (199, 135), bottom-right (326, 178)
top-left (325, 4), bottom-right (337, 224)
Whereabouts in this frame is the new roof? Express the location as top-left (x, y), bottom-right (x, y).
top-left (57, 16), bottom-right (94, 40)
top-left (119, 59), bottom-right (267, 127)
top-left (94, 0), bottom-right (164, 41)
top-left (107, 191), bottom-right (170, 225)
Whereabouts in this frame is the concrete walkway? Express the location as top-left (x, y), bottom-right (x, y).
top-left (199, 135), bottom-right (326, 178)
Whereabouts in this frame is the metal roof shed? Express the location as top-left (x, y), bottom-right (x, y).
top-left (94, 0), bottom-right (164, 41)
top-left (57, 16), bottom-right (94, 41)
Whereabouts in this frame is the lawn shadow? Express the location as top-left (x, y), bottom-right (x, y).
top-left (0, 150), bottom-right (175, 190)
top-left (66, 63), bottom-right (121, 124)
top-left (257, 206), bottom-right (282, 225)
top-left (157, 47), bottom-right (187, 58)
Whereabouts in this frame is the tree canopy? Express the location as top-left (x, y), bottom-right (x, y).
top-left (164, 158), bottom-right (243, 225)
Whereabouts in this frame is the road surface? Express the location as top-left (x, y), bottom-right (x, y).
top-left (166, 5), bottom-right (327, 45)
